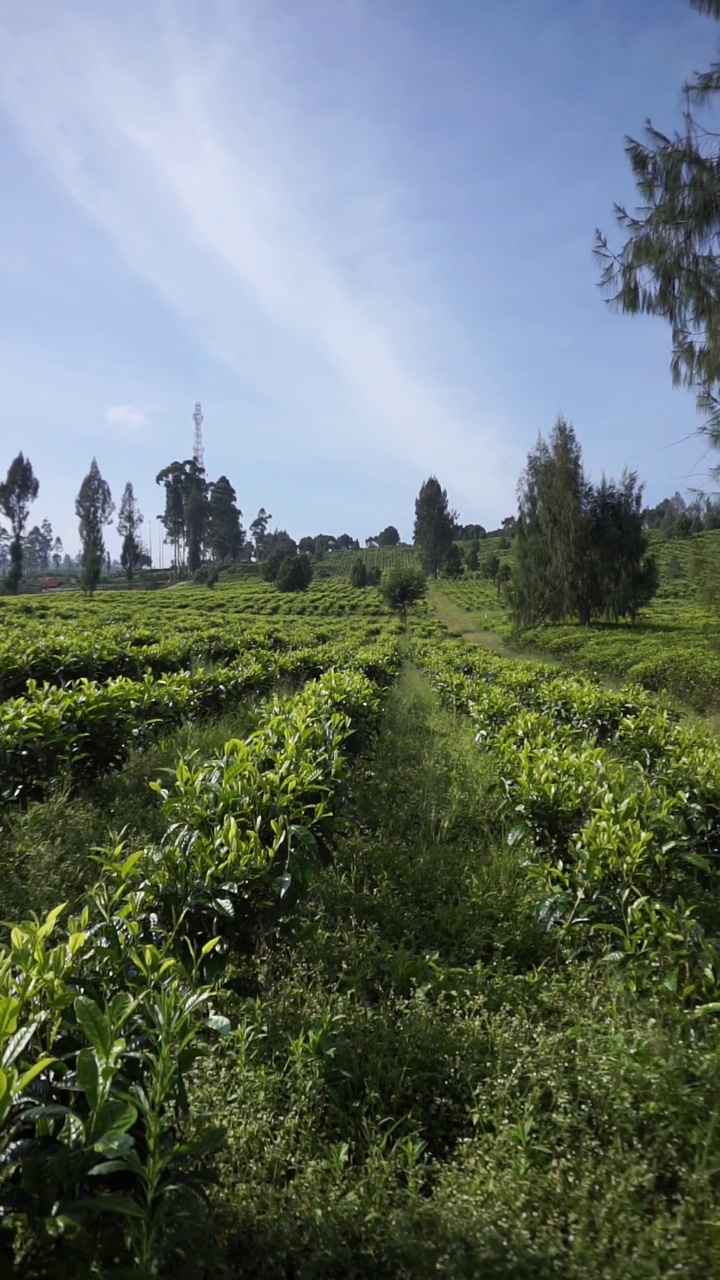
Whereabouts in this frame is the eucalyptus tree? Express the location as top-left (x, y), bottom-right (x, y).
top-left (0, 453), bottom-right (39, 593)
top-left (76, 458), bottom-right (114, 595)
top-left (156, 459), bottom-right (208, 575)
top-left (249, 508), bottom-right (273, 561)
top-left (117, 482), bottom-right (144, 585)
top-left (207, 475), bottom-right (243, 563)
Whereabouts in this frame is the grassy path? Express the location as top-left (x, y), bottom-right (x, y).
top-left (428, 582), bottom-right (565, 668)
top-left (428, 582), bottom-right (507, 651)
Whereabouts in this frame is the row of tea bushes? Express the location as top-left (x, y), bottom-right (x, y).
top-left (0, 606), bottom-right (396, 699)
top-left (0, 638), bottom-right (402, 806)
top-left (516, 622), bottom-right (720, 711)
top-left (416, 639), bottom-right (720, 1007)
top-left (0, 667), bottom-right (386, 1276)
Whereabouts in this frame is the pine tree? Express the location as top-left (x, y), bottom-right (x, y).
top-left (513, 423), bottom-right (657, 626)
top-left (413, 477), bottom-right (457, 577)
top-left (586, 472), bottom-right (657, 623)
top-left (276, 553), bottom-right (313, 593)
top-left (513, 419), bottom-right (587, 624)
top-left (596, 0), bottom-right (720, 449)
top-left (184, 467), bottom-right (207, 574)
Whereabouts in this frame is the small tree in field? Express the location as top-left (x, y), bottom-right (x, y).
top-left (350, 559), bottom-right (368, 588)
top-left (261, 550), bottom-right (283, 582)
top-left (381, 563), bottom-right (427, 628)
top-left (276, 553), bottom-right (313, 593)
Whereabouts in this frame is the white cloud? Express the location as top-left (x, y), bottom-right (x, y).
top-left (0, 0), bottom-right (522, 518)
top-left (106, 404), bottom-right (148, 431)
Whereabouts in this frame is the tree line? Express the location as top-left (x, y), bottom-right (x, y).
top-left (0, 450), bottom-right (419, 596)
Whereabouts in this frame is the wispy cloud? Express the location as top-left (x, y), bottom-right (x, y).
top-left (106, 404), bottom-right (148, 431)
top-left (0, 0), bottom-right (521, 515)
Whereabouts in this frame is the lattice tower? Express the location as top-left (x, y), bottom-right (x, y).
top-left (192, 402), bottom-right (205, 471)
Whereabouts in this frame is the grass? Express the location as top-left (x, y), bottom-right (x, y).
top-left (0, 707), bottom-right (259, 920)
top-left (427, 581), bottom-right (507, 650)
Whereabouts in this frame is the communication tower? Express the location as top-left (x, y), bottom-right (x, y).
top-left (192, 402), bottom-right (205, 471)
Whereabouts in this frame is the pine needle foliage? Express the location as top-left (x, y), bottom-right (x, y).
top-left (413, 477), bottom-right (457, 577)
top-left (595, 0), bottom-right (720, 452)
top-left (513, 418), bottom-right (657, 625)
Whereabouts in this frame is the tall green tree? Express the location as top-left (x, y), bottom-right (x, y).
top-left (76, 459), bottom-right (114, 596)
top-left (156, 463), bottom-right (186, 573)
top-left (596, 0), bottom-right (720, 448)
top-left (377, 525), bottom-right (400, 547)
top-left (265, 529), bottom-right (297, 561)
top-left (23, 518), bottom-right (53, 572)
top-left (513, 422), bottom-right (656, 626)
top-left (583, 472), bottom-right (658, 624)
top-left (250, 508), bottom-right (273, 561)
top-left (465, 540), bottom-right (480, 571)
top-left (443, 543), bottom-right (464, 578)
top-left (183, 463), bottom-right (208, 573)
top-left (413, 477), bottom-right (457, 577)
top-left (156, 460), bottom-right (208, 574)
top-left (117, 482), bottom-right (144, 586)
top-left (513, 418), bottom-right (587, 625)
top-left (0, 453), bottom-right (39, 593)
top-left (0, 527), bottom-right (10, 576)
top-left (207, 476), bottom-right (243, 563)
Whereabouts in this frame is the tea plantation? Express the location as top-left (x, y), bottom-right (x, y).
top-left (1, 567), bottom-right (720, 1277)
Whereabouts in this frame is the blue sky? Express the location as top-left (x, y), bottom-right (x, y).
top-left (0, 0), bottom-right (716, 559)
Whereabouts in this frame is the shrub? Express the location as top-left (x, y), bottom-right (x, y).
top-left (276, 554), bottom-right (314, 593)
top-left (380, 564), bottom-right (427, 627)
top-left (350, 560), bottom-right (368, 588)
top-left (261, 552), bottom-right (283, 583)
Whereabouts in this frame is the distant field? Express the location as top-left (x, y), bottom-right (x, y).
top-left (314, 543), bottom-right (421, 576)
top-left (431, 529), bottom-right (720, 711)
